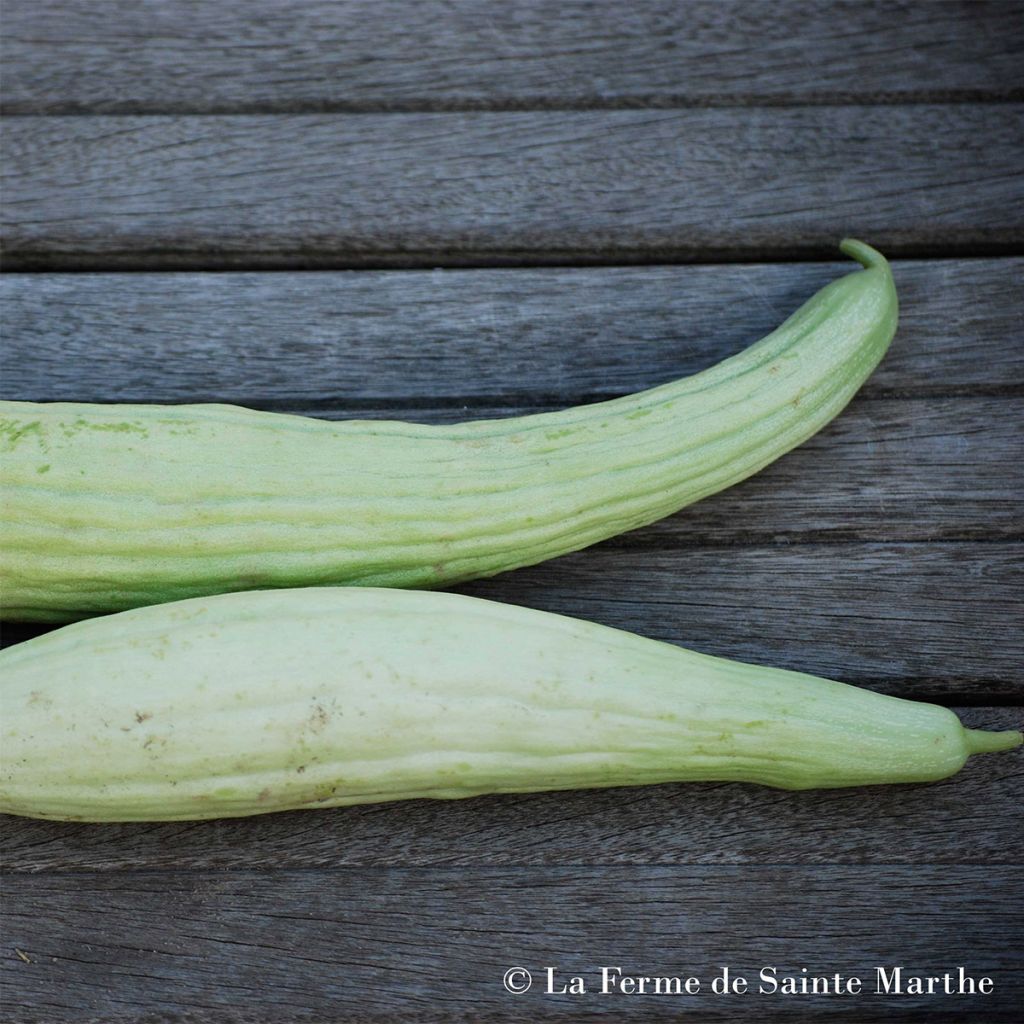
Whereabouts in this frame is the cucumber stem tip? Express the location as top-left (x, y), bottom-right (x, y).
top-left (839, 237), bottom-right (888, 270)
top-left (965, 728), bottom-right (1023, 755)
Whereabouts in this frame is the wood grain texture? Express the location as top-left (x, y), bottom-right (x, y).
top-left (3, 106), bottom-right (1023, 270)
top-left (4, 866), bottom-right (1022, 1022)
top-left (1, 707), bottom-right (1018, 873)
top-left (2, 0), bottom-right (1022, 114)
top-left (3, 259), bottom-right (1021, 401)
top-left (3, 544), bottom-right (1021, 700)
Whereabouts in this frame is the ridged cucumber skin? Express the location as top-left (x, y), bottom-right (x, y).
top-left (1, 588), bottom-right (1018, 822)
top-left (1, 240), bottom-right (897, 622)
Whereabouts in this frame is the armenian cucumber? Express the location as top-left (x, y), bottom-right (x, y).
top-left (0, 588), bottom-right (1018, 822)
top-left (0, 240), bottom-right (897, 621)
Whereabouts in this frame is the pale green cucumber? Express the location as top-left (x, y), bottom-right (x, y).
top-left (0, 588), bottom-right (1018, 821)
top-left (0, 240), bottom-right (897, 621)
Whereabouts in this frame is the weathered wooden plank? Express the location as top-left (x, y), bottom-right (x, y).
top-left (3, 544), bottom-right (1020, 699)
top-left (3, 106), bottom-right (1022, 269)
top-left (1, 707), bottom-right (1018, 873)
top-left (3, 259), bottom-right (1020, 400)
top-left (4, 866), bottom-right (1022, 1021)
top-left (2, 0), bottom-right (1022, 115)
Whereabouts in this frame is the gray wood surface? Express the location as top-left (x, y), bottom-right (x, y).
top-left (4, 106), bottom-right (1023, 270)
top-left (4, 259), bottom-right (1021, 401)
top-left (4, 866), bottom-right (1022, 1022)
top-left (1, 707), bottom-right (1018, 873)
top-left (3, 0), bottom-right (1022, 114)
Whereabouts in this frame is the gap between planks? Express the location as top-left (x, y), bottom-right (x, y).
top-left (6, 242), bottom-right (1024, 274)
top-left (4, 250), bottom-right (1024, 273)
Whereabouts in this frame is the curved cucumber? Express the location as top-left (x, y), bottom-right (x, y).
top-left (0, 588), bottom-right (1018, 821)
top-left (0, 240), bottom-right (897, 621)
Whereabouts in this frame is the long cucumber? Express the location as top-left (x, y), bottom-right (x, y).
top-left (0, 587), bottom-right (1017, 821)
top-left (0, 240), bottom-right (897, 620)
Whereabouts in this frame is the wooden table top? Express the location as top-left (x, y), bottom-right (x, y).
top-left (2, 2), bottom-right (1022, 1021)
